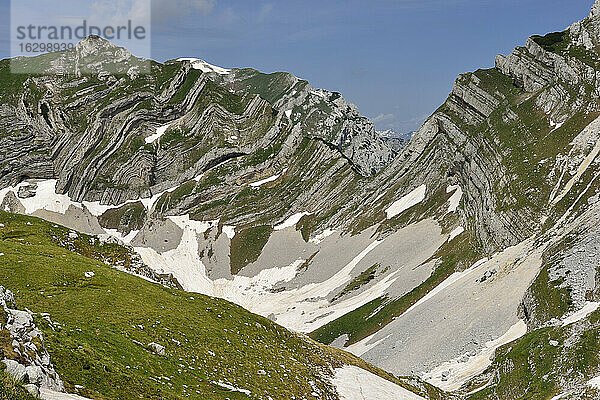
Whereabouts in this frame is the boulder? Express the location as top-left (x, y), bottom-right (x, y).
top-left (148, 342), bottom-right (166, 356)
top-left (3, 359), bottom-right (26, 381)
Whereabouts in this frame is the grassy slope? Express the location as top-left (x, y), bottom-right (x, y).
top-left (229, 225), bottom-right (273, 274)
top-left (0, 211), bottom-right (430, 400)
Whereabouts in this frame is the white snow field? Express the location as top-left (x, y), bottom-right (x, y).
top-left (446, 185), bottom-right (463, 213)
top-left (332, 366), bottom-right (425, 400)
top-left (448, 226), bottom-right (465, 242)
top-left (145, 123), bottom-right (172, 144)
top-left (385, 184), bottom-right (426, 219)
top-left (274, 211), bottom-right (309, 231)
top-left (222, 225), bottom-right (236, 239)
top-left (177, 57), bottom-right (231, 74)
top-left (249, 168), bottom-right (287, 187)
top-left (588, 375), bottom-right (600, 390)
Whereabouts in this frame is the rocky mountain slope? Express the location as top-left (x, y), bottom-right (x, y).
top-left (4, 1), bottom-right (600, 399)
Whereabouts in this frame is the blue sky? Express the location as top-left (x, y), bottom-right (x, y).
top-left (0, 0), bottom-right (594, 132)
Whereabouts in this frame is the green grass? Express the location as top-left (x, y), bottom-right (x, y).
top-left (169, 69), bottom-right (202, 105)
top-left (0, 211), bottom-right (426, 400)
top-left (229, 225), bottom-right (273, 275)
top-left (154, 181), bottom-right (197, 214)
top-left (228, 69), bottom-right (302, 105)
top-left (332, 264), bottom-right (380, 302)
top-left (526, 266), bottom-right (572, 325)
top-left (98, 202), bottom-right (147, 235)
top-left (531, 31), bottom-right (568, 53)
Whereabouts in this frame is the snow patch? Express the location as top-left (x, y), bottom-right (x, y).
top-left (145, 123), bottom-right (172, 144)
top-left (3, 178), bottom-right (204, 218)
top-left (222, 225), bottom-right (236, 239)
top-left (249, 169), bottom-right (287, 188)
top-left (385, 185), bottom-right (426, 219)
top-left (446, 185), bottom-right (463, 213)
top-left (274, 212), bottom-right (309, 231)
top-left (550, 119), bottom-right (564, 132)
top-left (168, 215), bottom-right (217, 235)
top-left (424, 320), bottom-right (527, 391)
top-left (135, 219), bottom-right (218, 294)
top-left (213, 381), bottom-right (251, 396)
top-left (177, 58), bottom-right (231, 75)
top-left (104, 229), bottom-right (139, 245)
top-left (250, 173), bottom-right (280, 187)
top-left (16, 180), bottom-right (76, 215)
top-left (549, 394), bottom-right (569, 400)
top-left (561, 301), bottom-right (600, 326)
top-left (40, 388), bottom-right (92, 400)
top-left (587, 376), bottom-right (600, 390)
top-left (448, 226), bottom-right (465, 242)
top-left (309, 229), bottom-right (336, 244)
top-left (332, 366), bottom-right (425, 400)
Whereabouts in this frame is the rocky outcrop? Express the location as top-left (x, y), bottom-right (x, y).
top-left (218, 69), bottom-right (397, 177)
top-left (0, 286), bottom-right (64, 396)
top-left (449, 74), bottom-right (500, 123)
top-left (495, 40), bottom-right (558, 92)
top-left (570, 0), bottom-right (600, 50)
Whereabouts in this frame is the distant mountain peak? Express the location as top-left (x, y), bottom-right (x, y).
top-left (376, 129), bottom-right (411, 152)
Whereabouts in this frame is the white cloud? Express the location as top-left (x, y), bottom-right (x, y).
top-left (372, 113), bottom-right (395, 123)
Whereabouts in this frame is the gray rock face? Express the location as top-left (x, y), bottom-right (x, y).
top-left (495, 40), bottom-right (558, 93)
top-left (0, 36), bottom-right (397, 213)
top-left (570, 0), bottom-right (600, 50)
top-left (0, 286), bottom-right (64, 392)
top-left (47, 35), bottom-right (141, 77)
top-left (17, 183), bottom-right (37, 199)
top-left (218, 69), bottom-right (398, 177)
top-left (450, 74), bottom-right (500, 123)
